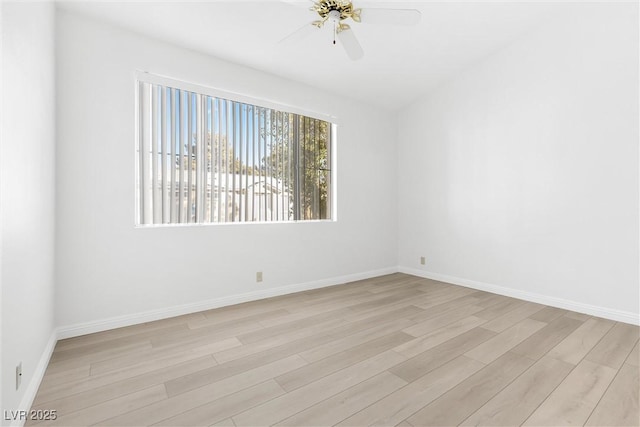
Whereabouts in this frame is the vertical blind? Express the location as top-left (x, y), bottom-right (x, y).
top-left (136, 80), bottom-right (333, 225)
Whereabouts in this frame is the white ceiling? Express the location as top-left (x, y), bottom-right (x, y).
top-left (58, 0), bottom-right (569, 110)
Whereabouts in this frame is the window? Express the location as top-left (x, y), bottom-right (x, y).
top-left (136, 75), bottom-right (334, 226)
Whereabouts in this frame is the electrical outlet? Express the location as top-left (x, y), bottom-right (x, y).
top-left (16, 362), bottom-right (22, 390)
top-left (420, 256), bottom-right (426, 265)
top-left (256, 272), bottom-right (263, 283)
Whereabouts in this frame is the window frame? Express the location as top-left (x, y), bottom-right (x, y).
top-left (134, 71), bottom-right (338, 228)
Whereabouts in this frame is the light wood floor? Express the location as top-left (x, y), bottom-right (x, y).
top-left (29, 273), bottom-right (639, 426)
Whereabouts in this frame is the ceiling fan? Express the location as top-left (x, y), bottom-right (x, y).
top-left (280, 0), bottom-right (421, 61)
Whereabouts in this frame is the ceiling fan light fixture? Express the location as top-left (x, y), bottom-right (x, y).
top-left (279, 0), bottom-right (421, 61)
top-left (328, 10), bottom-right (342, 23)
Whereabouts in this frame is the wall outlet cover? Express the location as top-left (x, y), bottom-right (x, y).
top-left (16, 362), bottom-right (22, 390)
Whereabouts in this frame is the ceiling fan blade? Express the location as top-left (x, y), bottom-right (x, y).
top-left (337, 28), bottom-right (364, 61)
top-left (359, 8), bottom-right (422, 26)
top-left (279, 22), bottom-right (319, 45)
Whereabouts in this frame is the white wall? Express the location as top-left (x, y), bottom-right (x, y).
top-left (398, 3), bottom-right (639, 321)
top-left (55, 10), bottom-right (397, 331)
top-left (1, 1), bottom-right (56, 420)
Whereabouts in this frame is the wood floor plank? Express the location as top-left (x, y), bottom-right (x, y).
top-left (460, 356), bottom-right (574, 426)
top-left (32, 356), bottom-right (218, 416)
top-left (529, 306), bottom-right (567, 323)
top-left (586, 362), bottom-right (639, 426)
top-left (199, 297), bottom-right (302, 323)
top-left (351, 279), bottom-right (428, 296)
top-left (37, 364), bottom-right (91, 390)
top-left (337, 289), bottom-right (430, 318)
top-left (412, 287), bottom-right (479, 310)
top-left (481, 301), bottom-right (546, 333)
top-left (364, 274), bottom-right (425, 290)
top-left (402, 293), bottom-right (484, 323)
top-left (465, 318), bottom-right (546, 364)
top-left (360, 273), bottom-right (414, 286)
top-left (468, 293), bottom-right (513, 309)
top-left (546, 317), bottom-right (615, 365)
top-left (284, 282), bottom-right (371, 303)
top-left (585, 322), bottom-right (639, 369)
top-left (34, 385), bottom-right (167, 426)
top-left (341, 305), bottom-right (425, 331)
top-left (100, 355), bottom-right (308, 426)
top-left (209, 418), bottom-right (235, 427)
top-left (340, 355), bottom-right (485, 427)
top-left (271, 294), bottom-right (372, 321)
top-left (340, 304), bottom-right (424, 328)
top-left (164, 348), bottom-right (300, 398)
top-left (275, 332), bottom-right (413, 392)
top-left (214, 306), bottom-right (422, 365)
top-left (564, 311), bottom-right (592, 322)
top-left (153, 380), bottom-right (286, 427)
top-left (465, 294), bottom-right (504, 310)
top-left (45, 341), bottom-right (154, 374)
top-left (149, 318), bottom-right (265, 349)
top-left (402, 304), bottom-right (484, 337)
top-left (164, 312), bottom-right (416, 397)
top-left (298, 318), bottom-right (414, 364)
top-left (50, 324), bottom-right (189, 363)
top-left (510, 315), bottom-right (583, 360)
top-left (389, 327), bottom-right (496, 383)
top-left (90, 337), bottom-right (240, 376)
top-left (210, 329), bottom-right (325, 366)
top-left (37, 345), bottom-right (222, 402)
top-left (238, 316), bottom-right (344, 352)
top-left (257, 308), bottom-right (347, 329)
top-left (232, 350), bottom-right (406, 426)
top-left (288, 288), bottom-right (425, 317)
top-left (188, 309), bottom-right (291, 330)
top-left (393, 316), bottom-right (487, 359)
top-left (406, 352), bottom-right (535, 426)
top-left (341, 298), bottom-right (427, 323)
top-left (276, 372), bottom-right (407, 426)
top-left (474, 298), bottom-right (525, 321)
top-left (236, 311), bottom-right (352, 345)
top-left (53, 313), bottom-right (203, 352)
top-left (627, 340), bottom-right (639, 366)
top-left (410, 281), bottom-right (465, 296)
top-left (523, 359), bottom-right (617, 426)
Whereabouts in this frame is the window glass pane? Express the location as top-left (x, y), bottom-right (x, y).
top-left (137, 80), bottom-right (333, 225)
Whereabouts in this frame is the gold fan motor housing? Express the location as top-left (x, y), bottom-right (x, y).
top-left (313, 0), bottom-right (361, 23)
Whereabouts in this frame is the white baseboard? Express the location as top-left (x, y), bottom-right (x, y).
top-left (57, 267), bottom-right (399, 339)
top-left (10, 330), bottom-right (58, 427)
top-left (399, 266), bottom-right (640, 326)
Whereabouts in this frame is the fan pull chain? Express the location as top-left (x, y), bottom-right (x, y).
top-left (333, 21), bottom-right (336, 45)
